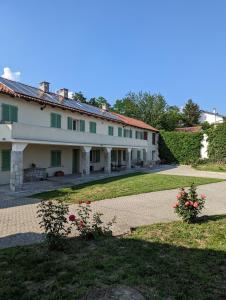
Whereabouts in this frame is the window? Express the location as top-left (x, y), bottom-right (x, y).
top-left (152, 150), bottom-right (156, 161)
top-left (123, 150), bottom-right (126, 161)
top-left (137, 150), bottom-right (141, 160)
top-left (51, 113), bottom-right (61, 128)
top-left (123, 128), bottom-right (132, 138)
top-left (152, 133), bottom-right (156, 145)
top-left (68, 117), bottom-right (85, 132)
top-left (89, 121), bottom-right (97, 133)
top-left (51, 150), bottom-right (61, 167)
top-left (2, 104), bottom-right (18, 122)
top-left (108, 126), bottom-right (114, 136)
top-left (90, 150), bottom-right (100, 163)
top-left (111, 150), bottom-right (117, 162)
top-left (136, 131), bottom-right (144, 140)
top-left (1, 150), bottom-right (11, 171)
top-left (144, 131), bottom-right (148, 140)
top-left (118, 127), bottom-right (122, 137)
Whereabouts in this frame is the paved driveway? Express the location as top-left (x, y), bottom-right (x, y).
top-left (1, 165), bottom-right (226, 249)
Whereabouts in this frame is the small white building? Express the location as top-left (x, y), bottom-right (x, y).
top-left (0, 77), bottom-right (159, 191)
top-left (200, 109), bottom-right (225, 125)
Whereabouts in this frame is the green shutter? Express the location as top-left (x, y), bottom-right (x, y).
top-left (108, 126), bottom-right (114, 136)
top-left (57, 114), bottom-right (61, 128)
top-left (2, 150), bottom-right (11, 171)
top-left (11, 106), bottom-right (18, 122)
top-left (51, 113), bottom-right (61, 128)
top-left (51, 151), bottom-right (61, 167)
top-left (68, 117), bottom-right (73, 130)
top-left (130, 129), bottom-right (132, 138)
top-left (90, 122), bottom-right (96, 133)
top-left (2, 104), bottom-right (18, 122)
top-left (118, 127), bottom-right (122, 137)
top-left (123, 129), bottom-right (126, 137)
top-left (80, 120), bottom-right (85, 132)
top-left (96, 150), bottom-right (100, 163)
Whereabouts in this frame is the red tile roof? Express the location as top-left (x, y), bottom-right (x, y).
top-left (175, 126), bottom-right (202, 133)
top-left (112, 112), bottom-right (159, 132)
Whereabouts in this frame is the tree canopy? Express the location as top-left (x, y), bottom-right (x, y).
top-left (182, 99), bottom-right (201, 127)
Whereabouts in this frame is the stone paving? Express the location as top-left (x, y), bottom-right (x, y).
top-left (1, 165), bottom-right (226, 249)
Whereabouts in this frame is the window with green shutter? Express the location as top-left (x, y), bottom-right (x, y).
top-left (51, 150), bottom-right (61, 167)
top-left (2, 104), bottom-right (18, 122)
top-left (118, 127), bottom-right (122, 137)
top-left (67, 117), bottom-right (73, 130)
top-left (51, 113), bottom-right (61, 128)
top-left (108, 126), bottom-right (114, 136)
top-left (2, 150), bottom-right (11, 171)
top-left (89, 121), bottom-right (96, 133)
top-left (137, 150), bottom-right (141, 160)
top-left (130, 129), bottom-right (133, 138)
top-left (80, 120), bottom-right (85, 132)
top-left (111, 150), bottom-right (117, 162)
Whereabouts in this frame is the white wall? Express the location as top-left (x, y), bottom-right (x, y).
top-left (0, 142), bottom-right (11, 184)
top-left (200, 112), bottom-right (224, 125)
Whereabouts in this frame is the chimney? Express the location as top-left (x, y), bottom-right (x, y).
top-left (57, 88), bottom-right (69, 99)
top-left (39, 81), bottom-right (50, 93)
top-left (101, 103), bottom-right (107, 111)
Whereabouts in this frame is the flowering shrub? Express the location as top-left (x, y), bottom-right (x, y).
top-left (37, 199), bottom-right (71, 250)
top-left (173, 183), bottom-right (206, 223)
top-left (69, 201), bottom-right (116, 240)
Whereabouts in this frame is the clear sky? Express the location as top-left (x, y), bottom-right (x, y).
top-left (1, 0), bottom-right (226, 114)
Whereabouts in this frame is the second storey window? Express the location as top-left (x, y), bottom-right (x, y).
top-left (123, 129), bottom-right (132, 138)
top-left (68, 117), bottom-right (85, 132)
top-left (2, 104), bottom-right (18, 123)
top-left (108, 126), bottom-right (114, 136)
top-left (1, 150), bottom-right (11, 171)
top-left (152, 133), bottom-right (156, 145)
top-left (51, 113), bottom-right (61, 128)
top-left (51, 150), bottom-right (61, 167)
top-left (89, 121), bottom-right (96, 134)
top-left (118, 127), bottom-right (122, 137)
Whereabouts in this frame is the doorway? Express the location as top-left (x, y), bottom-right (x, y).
top-left (72, 149), bottom-right (80, 174)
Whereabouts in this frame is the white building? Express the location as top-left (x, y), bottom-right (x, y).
top-left (200, 109), bottom-right (225, 125)
top-left (0, 77), bottom-right (159, 191)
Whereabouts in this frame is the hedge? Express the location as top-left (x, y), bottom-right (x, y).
top-left (159, 131), bottom-right (203, 164)
top-left (207, 122), bottom-right (226, 161)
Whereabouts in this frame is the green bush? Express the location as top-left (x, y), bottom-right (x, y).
top-left (207, 122), bottom-right (226, 162)
top-left (159, 131), bottom-right (202, 164)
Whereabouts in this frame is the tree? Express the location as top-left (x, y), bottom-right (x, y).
top-left (182, 99), bottom-right (201, 127)
top-left (72, 91), bottom-right (87, 103)
top-left (89, 96), bottom-right (111, 109)
top-left (160, 106), bottom-right (183, 131)
top-left (113, 95), bottom-right (139, 118)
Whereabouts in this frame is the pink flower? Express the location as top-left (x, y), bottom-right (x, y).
top-left (189, 201), bottom-right (194, 206)
top-left (185, 201), bottom-right (190, 207)
top-left (201, 194), bottom-right (206, 200)
top-left (69, 214), bottom-right (76, 222)
top-left (193, 202), bottom-right (199, 208)
top-left (173, 201), bottom-right (179, 208)
top-left (86, 201), bottom-right (91, 205)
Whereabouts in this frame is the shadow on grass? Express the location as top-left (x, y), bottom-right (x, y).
top-left (0, 223), bottom-right (226, 299)
top-left (196, 214), bottom-right (226, 224)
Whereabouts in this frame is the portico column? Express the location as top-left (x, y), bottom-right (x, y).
top-left (143, 148), bottom-right (148, 166)
top-left (82, 146), bottom-right (91, 176)
top-left (126, 148), bottom-right (132, 169)
top-left (10, 143), bottom-right (28, 191)
top-left (104, 147), bottom-right (112, 173)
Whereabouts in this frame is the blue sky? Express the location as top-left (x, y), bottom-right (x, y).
top-left (1, 0), bottom-right (226, 114)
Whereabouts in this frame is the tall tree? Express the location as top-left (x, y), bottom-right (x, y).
top-left (89, 96), bottom-right (111, 109)
top-left (183, 99), bottom-right (201, 126)
top-left (160, 106), bottom-right (183, 131)
top-left (72, 91), bottom-right (87, 103)
top-left (113, 95), bottom-right (139, 118)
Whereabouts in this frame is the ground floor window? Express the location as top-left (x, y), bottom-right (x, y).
top-left (123, 150), bottom-right (126, 161)
top-left (90, 150), bottom-right (100, 163)
top-left (51, 150), bottom-right (61, 167)
top-left (111, 150), bottom-right (117, 162)
top-left (1, 150), bottom-right (11, 171)
top-left (152, 150), bottom-right (156, 161)
top-left (137, 150), bottom-right (141, 160)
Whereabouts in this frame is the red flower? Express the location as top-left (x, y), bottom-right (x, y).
top-left (69, 214), bottom-right (76, 222)
top-left (201, 194), bottom-right (206, 200)
top-left (193, 202), bottom-right (199, 208)
top-left (185, 201), bottom-right (190, 207)
top-left (176, 194), bottom-right (181, 199)
top-left (189, 201), bottom-right (194, 206)
top-left (86, 201), bottom-right (91, 205)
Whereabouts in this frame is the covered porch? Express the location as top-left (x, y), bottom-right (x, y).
top-left (1, 141), bottom-right (151, 192)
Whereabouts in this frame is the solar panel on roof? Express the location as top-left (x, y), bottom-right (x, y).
top-left (0, 77), bottom-right (120, 121)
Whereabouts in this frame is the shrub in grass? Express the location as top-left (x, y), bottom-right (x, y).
top-left (69, 201), bottom-right (116, 240)
top-left (37, 199), bottom-right (71, 250)
top-left (173, 183), bottom-right (206, 223)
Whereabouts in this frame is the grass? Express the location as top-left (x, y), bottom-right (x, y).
top-left (1, 215), bottom-right (226, 299)
top-left (193, 162), bottom-right (226, 173)
top-left (33, 173), bottom-right (224, 203)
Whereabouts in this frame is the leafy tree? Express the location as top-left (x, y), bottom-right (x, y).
top-left (160, 106), bottom-right (184, 131)
top-left (183, 99), bottom-right (201, 126)
top-left (72, 91), bottom-right (87, 103)
top-left (89, 96), bottom-right (111, 109)
top-left (113, 96), bottom-right (139, 118)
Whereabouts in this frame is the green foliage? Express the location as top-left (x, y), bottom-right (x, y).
top-left (160, 106), bottom-right (183, 131)
top-left (173, 184), bottom-right (206, 223)
top-left (183, 99), bottom-right (201, 126)
top-left (37, 199), bottom-right (71, 250)
top-left (207, 122), bottom-right (226, 161)
top-left (159, 131), bottom-right (203, 164)
top-left (89, 96), bottom-right (111, 109)
top-left (72, 91), bottom-right (87, 103)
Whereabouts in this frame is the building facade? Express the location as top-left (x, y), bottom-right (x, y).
top-left (200, 110), bottom-right (225, 125)
top-left (0, 77), bottom-right (159, 191)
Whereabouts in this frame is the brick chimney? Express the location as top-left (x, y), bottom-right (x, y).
top-left (57, 88), bottom-right (69, 99)
top-left (39, 81), bottom-right (50, 93)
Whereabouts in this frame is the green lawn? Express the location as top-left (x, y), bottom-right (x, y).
top-left (1, 215), bottom-right (226, 299)
top-left (194, 163), bottom-right (226, 173)
top-left (33, 173), bottom-right (224, 203)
